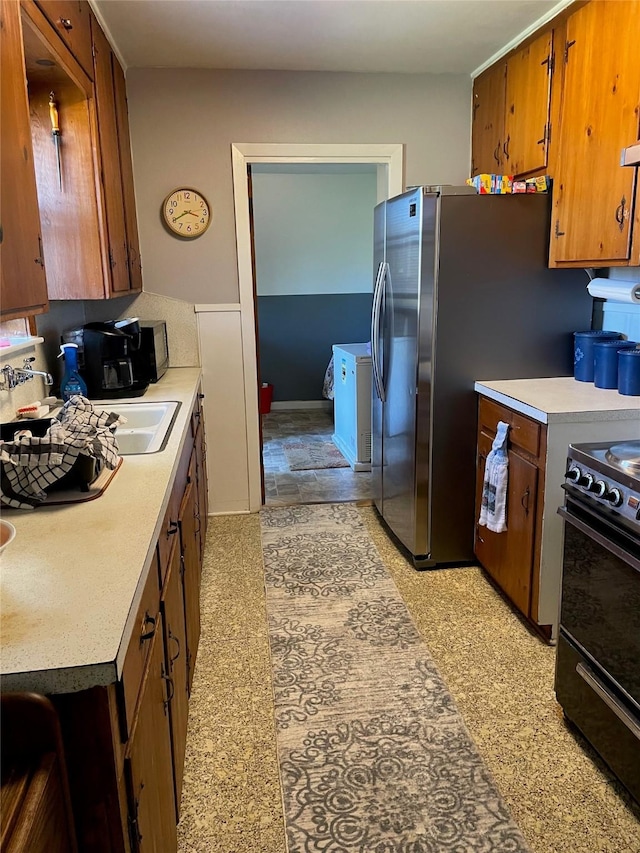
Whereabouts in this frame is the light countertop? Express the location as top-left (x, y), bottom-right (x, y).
top-left (0, 368), bottom-right (201, 695)
top-left (474, 377), bottom-right (640, 426)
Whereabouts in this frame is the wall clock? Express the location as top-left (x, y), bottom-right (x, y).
top-left (162, 187), bottom-right (211, 238)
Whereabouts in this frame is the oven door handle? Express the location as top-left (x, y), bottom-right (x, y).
top-left (576, 662), bottom-right (640, 741)
top-left (558, 506), bottom-right (640, 574)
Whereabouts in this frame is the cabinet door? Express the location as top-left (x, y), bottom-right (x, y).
top-left (35, 0), bottom-right (93, 78)
top-left (91, 20), bottom-right (129, 294)
top-left (179, 468), bottom-right (200, 694)
top-left (471, 62), bottom-right (506, 175)
top-left (550, 0), bottom-right (640, 265)
top-left (475, 431), bottom-right (538, 617)
top-left (161, 541), bottom-right (189, 818)
top-left (194, 420), bottom-right (208, 560)
top-left (504, 30), bottom-right (553, 176)
top-left (112, 57), bottom-right (142, 292)
top-left (0, 0), bottom-right (48, 320)
top-left (125, 623), bottom-right (177, 853)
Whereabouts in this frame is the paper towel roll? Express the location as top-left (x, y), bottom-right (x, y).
top-left (587, 277), bottom-right (640, 304)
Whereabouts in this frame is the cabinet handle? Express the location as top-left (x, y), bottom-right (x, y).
top-left (521, 487), bottom-right (530, 516)
top-left (493, 142), bottom-right (501, 166)
top-left (167, 520), bottom-right (179, 536)
top-left (35, 235), bottom-right (45, 266)
top-left (139, 612), bottom-right (156, 642)
top-left (554, 219), bottom-right (566, 238)
top-left (503, 135), bottom-right (510, 161)
top-left (476, 525), bottom-right (485, 545)
top-left (58, 17), bottom-right (73, 30)
top-left (161, 666), bottom-right (175, 714)
top-left (198, 393), bottom-right (205, 400)
top-left (168, 631), bottom-right (181, 665)
top-left (615, 196), bottom-right (627, 232)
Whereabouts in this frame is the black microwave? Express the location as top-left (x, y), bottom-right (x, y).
top-left (137, 320), bottom-right (169, 383)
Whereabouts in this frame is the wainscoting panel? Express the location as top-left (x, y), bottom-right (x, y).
top-left (197, 307), bottom-right (251, 514)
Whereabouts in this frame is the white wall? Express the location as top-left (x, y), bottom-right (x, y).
top-left (252, 171), bottom-right (378, 296)
top-left (126, 68), bottom-right (472, 305)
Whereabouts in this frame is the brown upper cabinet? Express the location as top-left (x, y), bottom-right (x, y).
top-left (550, 0), bottom-right (640, 267)
top-left (471, 61), bottom-right (506, 175)
top-left (35, 0), bottom-right (93, 79)
top-left (472, 29), bottom-right (553, 179)
top-left (503, 31), bottom-right (553, 177)
top-left (0, 0), bottom-right (49, 321)
top-left (6, 0), bottom-right (142, 308)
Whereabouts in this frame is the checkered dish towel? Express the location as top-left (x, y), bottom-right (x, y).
top-left (0, 395), bottom-right (125, 510)
top-left (478, 420), bottom-right (509, 533)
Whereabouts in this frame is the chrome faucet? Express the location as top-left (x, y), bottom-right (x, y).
top-left (1, 358), bottom-right (54, 391)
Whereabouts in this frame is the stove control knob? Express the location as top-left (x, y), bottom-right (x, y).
top-left (566, 466), bottom-right (582, 483)
top-left (606, 488), bottom-right (623, 508)
top-left (580, 473), bottom-right (595, 490)
top-left (592, 480), bottom-right (608, 498)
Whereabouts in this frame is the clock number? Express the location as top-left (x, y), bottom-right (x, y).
top-left (185, 192), bottom-right (191, 200)
top-left (195, 224), bottom-right (200, 231)
top-left (200, 201), bottom-right (205, 207)
top-left (200, 218), bottom-right (205, 224)
top-left (179, 223), bottom-right (183, 229)
top-left (187, 226), bottom-right (192, 232)
top-left (202, 208), bottom-right (208, 216)
top-left (169, 208), bottom-right (174, 215)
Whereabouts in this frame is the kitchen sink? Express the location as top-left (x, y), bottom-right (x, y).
top-left (94, 400), bottom-right (181, 455)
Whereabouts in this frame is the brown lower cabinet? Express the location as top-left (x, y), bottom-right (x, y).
top-left (474, 395), bottom-right (549, 639)
top-left (161, 541), bottom-right (189, 818)
top-left (125, 625), bottom-right (176, 853)
top-left (49, 391), bottom-right (208, 852)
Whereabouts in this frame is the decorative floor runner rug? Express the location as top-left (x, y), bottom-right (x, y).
top-left (282, 435), bottom-right (350, 471)
top-left (261, 503), bottom-right (530, 853)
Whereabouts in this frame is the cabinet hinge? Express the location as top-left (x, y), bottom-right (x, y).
top-left (546, 122), bottom-right (551, 145)
top-left (180, 554), bottom-right (186, 577)
top-left (108, 248), bottom-right (116, 269)
top-left (555, 219), bottom-right (566, 239)
top-left (564, 39), bottom-right (576, 63)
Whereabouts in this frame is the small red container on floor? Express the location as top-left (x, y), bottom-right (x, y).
top-left (259, 383), bottom-right (273, 414)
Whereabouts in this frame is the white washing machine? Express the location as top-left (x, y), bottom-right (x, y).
top-left (332, 343), bottom-right (372, 472)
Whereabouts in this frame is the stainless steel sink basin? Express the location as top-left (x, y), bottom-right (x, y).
top-left (96, 401), bottom-right (181, 455)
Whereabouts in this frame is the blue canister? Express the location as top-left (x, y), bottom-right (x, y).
top-left (573, 330), bottom-right (623, 382)
top-left (618, 348), bottom-right (640, 396)
top-left (593, 340), bottom-right (638, 389)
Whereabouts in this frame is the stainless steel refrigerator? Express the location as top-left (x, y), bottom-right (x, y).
top-left (371, 186), bottom-right (593, 568)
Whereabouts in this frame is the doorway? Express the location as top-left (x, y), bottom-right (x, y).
top-left (231, 143), bottom-right (404, 511)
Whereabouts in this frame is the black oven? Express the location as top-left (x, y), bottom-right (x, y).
top-left (556, 442), bottom-right (640, 804)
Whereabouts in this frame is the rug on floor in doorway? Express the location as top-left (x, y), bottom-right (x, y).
top-left (260, 503), bottom-right (530, 853)
top-left (282, 435), bottom-right (349, 471)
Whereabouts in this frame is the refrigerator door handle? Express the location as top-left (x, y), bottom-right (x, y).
top-left (371, 261), bottom-right (386, 402)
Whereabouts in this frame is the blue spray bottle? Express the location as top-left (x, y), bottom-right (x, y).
top-left (58, 343), bottom-right (88, 401)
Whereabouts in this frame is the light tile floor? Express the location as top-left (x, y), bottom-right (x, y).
top-left (178, 511), bottom-right (640, 853)
top-left (261, 409), bottom-right (373, 506)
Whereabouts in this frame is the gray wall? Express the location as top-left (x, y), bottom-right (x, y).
top-left (258, 294), bottom-right (372, 401)
top-left (125, 68), bottom-right (472, 304)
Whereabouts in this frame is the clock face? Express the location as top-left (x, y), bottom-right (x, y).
top-left (162, 188), bottom-right (211, 238)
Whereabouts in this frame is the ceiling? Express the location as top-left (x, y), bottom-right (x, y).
top-left (93, 0), bottom-right (564, 75)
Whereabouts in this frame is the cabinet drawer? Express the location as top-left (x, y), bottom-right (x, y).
top-left (479, 396), bottom-right (540, 458)
top-left (35, 0), bottom-right (93, 77)
top-left (120, 550), bottom-right (161, 739)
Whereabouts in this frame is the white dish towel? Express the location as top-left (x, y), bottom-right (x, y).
top-left (478, 420), bottom-right (509, 533)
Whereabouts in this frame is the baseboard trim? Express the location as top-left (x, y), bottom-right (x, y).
top-left (270, 400), bottom-right (333, 411)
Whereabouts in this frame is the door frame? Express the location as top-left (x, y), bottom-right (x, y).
top-left (231, 142), bottom-right (404, 512)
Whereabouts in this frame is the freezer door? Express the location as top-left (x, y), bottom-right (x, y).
top-left (381, 188), bottom-right (425, 555)
top-left (371, 201), bottom-right (386, 514)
